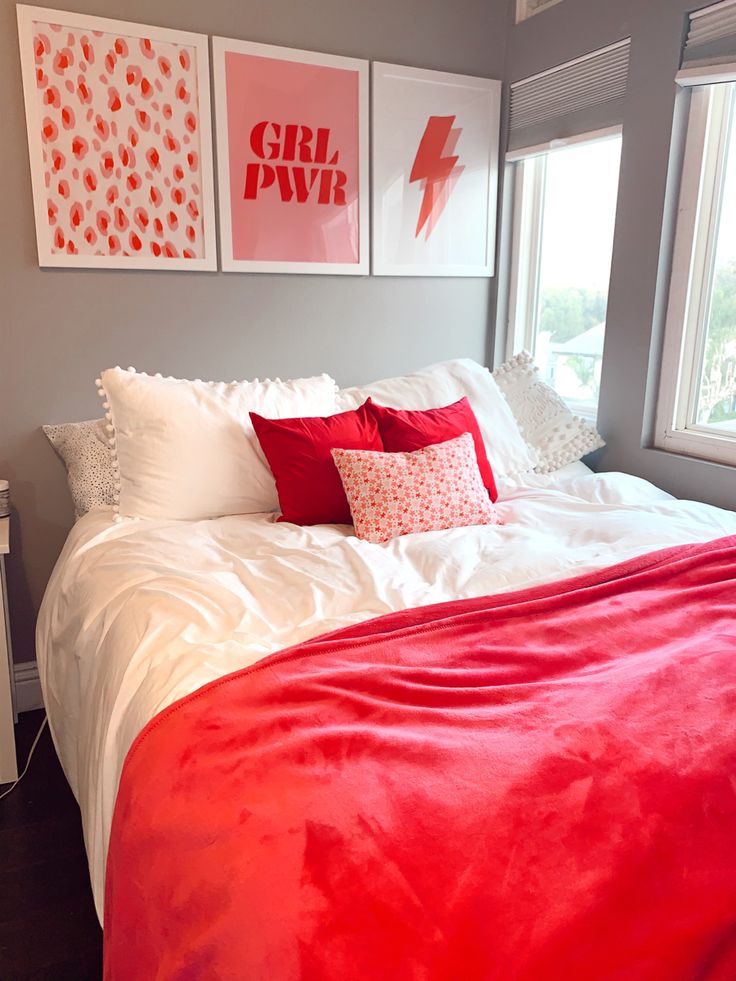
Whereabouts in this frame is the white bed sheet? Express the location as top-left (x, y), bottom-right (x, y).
top-left (36, 464), bottom-right (736, 921)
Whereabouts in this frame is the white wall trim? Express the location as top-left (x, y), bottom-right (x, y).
top-left (676, 63), bottom-right (736, 87)
top-left (14, 660), bottom-right (43, 714)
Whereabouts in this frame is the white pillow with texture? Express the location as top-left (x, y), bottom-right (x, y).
top-left (492, 351), bottom-right (604, 474)
top-left (98, 368), bottom-right (338, 521)
top-left (43, 418), bottom-right (116, 519)
top-left (336, 358), bottom-right (537, 480)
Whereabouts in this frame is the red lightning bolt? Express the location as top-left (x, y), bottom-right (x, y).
top-left (409, 115), bottom-right (465, 240)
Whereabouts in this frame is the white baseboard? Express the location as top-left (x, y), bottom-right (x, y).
top-left (14, 660), bottom-right (43, 714)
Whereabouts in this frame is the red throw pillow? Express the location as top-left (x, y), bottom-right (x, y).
top-left (366, 396), bottom-right (498, 502)
top-left (250, 403), bottom-right (384, 525)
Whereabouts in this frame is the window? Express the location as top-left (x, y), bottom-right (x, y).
top-left (506, 131), bottom-right (623, 420)
top-left (656, 82), bottom-right (736, 465)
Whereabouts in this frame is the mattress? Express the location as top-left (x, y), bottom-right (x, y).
top-left (36, 463), bottom-right (736, 921)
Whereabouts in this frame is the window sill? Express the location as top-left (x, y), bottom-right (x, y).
top-left (654, 427), bottom-right (736, 468)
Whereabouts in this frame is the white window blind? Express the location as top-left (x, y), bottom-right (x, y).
top-left (508, 39), bottom-right (631, 153)
top-left (679, 0), bottom-right (736, 84)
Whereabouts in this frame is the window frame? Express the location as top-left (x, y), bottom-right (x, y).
top-left (504, 126), bottom-right (624, 420)
top-left (655, 81), bottom-right (736, 466)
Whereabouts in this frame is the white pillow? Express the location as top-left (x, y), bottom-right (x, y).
top-left (337, 359), bottom-right (537, 480)
top-left (43, 419), bottom-right (115, 519)
top-left (98, 368), bottom-right (338, 521)
top-left (492, 351), bottom-right (604, 474)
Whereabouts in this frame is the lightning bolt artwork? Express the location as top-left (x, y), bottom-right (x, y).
top-left (409, 115), bottom-right (465, 240)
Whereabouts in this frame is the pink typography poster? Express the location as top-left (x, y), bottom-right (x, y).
top-left (17, 5), bottom-right (217, 270)
top-left (213, 39), bottom-right (368, 274)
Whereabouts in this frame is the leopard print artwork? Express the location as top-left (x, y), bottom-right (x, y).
top-left (43, 419), bottom-right (116, 519)
top-left (31, 19), bottom-right (205, 260)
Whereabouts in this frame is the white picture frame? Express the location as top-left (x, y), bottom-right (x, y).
top-left (516, 0), bottom-right (565, 24)
top-left (16, 4), bottom-right (217, 270)
top-left (212, 37), bottom-right (369, 275)
top-left (372, 63), bottom-right (501, 278)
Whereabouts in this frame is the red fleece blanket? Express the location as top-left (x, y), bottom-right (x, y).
top-left (104, 537), bottom-right (736, 980)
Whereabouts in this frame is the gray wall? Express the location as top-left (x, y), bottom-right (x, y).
top-left (1, 0), bottom-right (508, 661)
top-left (501, 0), bottom-right (736, 509)
top-left (6, 0), bottom-right (735, 665)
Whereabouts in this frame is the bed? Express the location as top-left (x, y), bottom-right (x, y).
top-left (37, 461), bottom-right (736, 911)
top-left (36, 356), bottom-right (736, 978)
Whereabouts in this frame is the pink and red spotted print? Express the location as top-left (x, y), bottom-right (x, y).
top-left (331, 433), bottom-right (502, 544)
top-left (33, 21), bottom-right (205, 259)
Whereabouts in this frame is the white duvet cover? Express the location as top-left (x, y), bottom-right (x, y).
top-left (36, 465), bottom-right (736, 921)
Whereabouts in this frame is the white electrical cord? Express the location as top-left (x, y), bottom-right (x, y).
top-left (0, 714), bottom-right (48, 801)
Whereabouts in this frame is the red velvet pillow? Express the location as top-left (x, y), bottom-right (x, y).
top-left (366, 396), bottom-right (498, 501)
top-left (250, 403), bottom-right (384, 525)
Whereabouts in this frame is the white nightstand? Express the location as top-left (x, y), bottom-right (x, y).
top-left (0, 517), bottom-right (18, 784)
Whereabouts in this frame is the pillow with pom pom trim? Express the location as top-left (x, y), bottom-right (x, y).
top-left (96, 367), bottom-right (339, 521)
top-left (492, 352), bottom-right (604, 475)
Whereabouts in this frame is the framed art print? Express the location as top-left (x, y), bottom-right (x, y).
top-left (372, 63), bottom-right (501, 277)
top-left (212, 37), bottom-right (368, 275)
top-left (16, 5), bottom-right (217, 270)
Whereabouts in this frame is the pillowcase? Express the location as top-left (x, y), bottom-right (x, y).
top-left (492, 352), bottom-right (604, 474)
top-left (366, 396), bottom-right (498, 502)
top-left (42, 418), bottom-right (115, 518)
top-left (97, 368), bottom-right (338, 521)
top-left (337, 359), bottom-right (537, 481)
top-left (250, 403), bottom-right (383, 526)
top-left (331, 433), bottom-right (502, 544)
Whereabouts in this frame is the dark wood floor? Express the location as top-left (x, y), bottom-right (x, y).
top-left (0, 709), bottom-right (103, 980)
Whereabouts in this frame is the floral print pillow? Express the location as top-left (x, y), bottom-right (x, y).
top-left (331, 433), bottom-right (502, 544)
